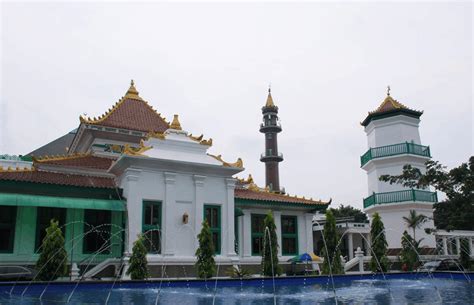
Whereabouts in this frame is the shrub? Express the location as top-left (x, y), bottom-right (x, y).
top-left (261, 211), bottom-right (281, 276)
top-left (35, 219), bottom-right (68, 281)
top-left (321, 210), bottom-right (343, 275)
top-left (195, 220), bottom-right (216, 279)
top-left (369, 212), bottom-right (389, 272)
top-left (127, 234), bottom-right (149, 280)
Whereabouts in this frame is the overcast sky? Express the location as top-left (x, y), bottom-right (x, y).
top-left (1, 1), bottom-right (472, 210)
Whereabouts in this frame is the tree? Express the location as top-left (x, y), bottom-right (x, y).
top-left (261, 211), bottom-right (281, 277)
top-left (399, 231), bottom-right (420, 271)
top-left (321, 210), bottom-right (343, 275)
top-left (459, 238), bottom-right (471, 271)
top-left (195, 220), bottom-right (216, 279)
top-left (402, 210), bottom-right (428, 241)
top-left (329, 204), bottom-right (369, 223)
top-left (369, 213), bottom-right (389, 272)
top-left (126, 234), bottom-right (149, 280)
top-left (35, 219), bottom-right (68, 281)
top-left (380, 157), bottom-right (474, 230)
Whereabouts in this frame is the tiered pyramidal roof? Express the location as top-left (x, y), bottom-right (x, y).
top-left (361, 88), bottom-right (423, 126)
top-left (80, 80), bottom-right (170, 132)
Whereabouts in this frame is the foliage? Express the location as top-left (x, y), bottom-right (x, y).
top-left (321, 210), bottom-right (343, 275)
top-left (226, 266), bottom-right (252, 278)
top-left (126, 234), bottom-right (149, 280)
top-left (402, 210), bottom-right (428, 242)
top-left (261, 211), bottom-right (282, 276)
top-left (195, 220), bottom-right (216, 279)
top-left (459, 238), bottom-right (471, 271)
top-left (380, 157), bottom-right (474, 230)
top-left (399, 231), bottom-right (420, 271)
top-left (35, 219), bottom-right (68, 281)
top-left (329, 204), bottom-right (369, 223)
top-left (369, 213), bottom-right (389, 272)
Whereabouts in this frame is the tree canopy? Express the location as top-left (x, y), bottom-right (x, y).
top-left (380, 157), bottom-right (474, 230)
top-left (329, 204), bottom-right (368, 223)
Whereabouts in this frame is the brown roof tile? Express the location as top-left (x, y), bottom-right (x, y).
top-left (34, 154), bottom-right (115, 170)
top-left (235, 188), bottom-right (328, 206)
top-left (0, 170), bottom-right (116, 189)
top-left (80, 82), bottom-right (169, 133)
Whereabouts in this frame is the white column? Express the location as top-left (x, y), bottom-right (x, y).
top-left (163, 172), bottom-right (176, 256)
top-left (305, 213), bottom-right (314, 254)
top-left (242, 209), bottom-right (252, 257)
top-left (273, 211), bottom-right (282, 257)
top-left (365, 233), bottom-right (371, 255)
top-left (469, 237), bottom-right (473, 256)
top-left (348, 232), bottom-right (354, 260)
top-left (123, 168), bottom-right (141, 253)
top-left (225, 178), bottom-right (237, 257)
top-left (193, 175), bottom-right (206, 249)
top-left (442, 236), bottom-right (448, 255)
top-left (455, 237), bottom-right (461, 255)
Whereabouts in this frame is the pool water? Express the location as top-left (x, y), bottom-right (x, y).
top-left (1, 273), bottom-right (472, 305)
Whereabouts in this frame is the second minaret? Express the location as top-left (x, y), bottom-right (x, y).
top-left (260, 88), bottom-right (284, 192)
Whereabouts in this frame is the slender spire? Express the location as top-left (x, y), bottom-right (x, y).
top-left (265, 86), bottom-right (275, 107)
top-left (170, 114), bottom-right (183, 130)
top-left (387, 85), bottom-right (391, 96)
top-left (124, 79), bottom-right (142, 100)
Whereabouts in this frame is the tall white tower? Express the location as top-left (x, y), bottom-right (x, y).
top-left (361, 89), bottom-right (437, 249)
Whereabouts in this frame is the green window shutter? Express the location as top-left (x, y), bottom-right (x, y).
top-left (0, 206), bottom-right (17, 253)
top-left (251, 214), bottom-right (265, 256)
top-left (204, 205), bottom-right (221, 255)
top-left (281, 215), bottom-right (298, 255)
top-left (83, 209), bottom-right (112, 254)
top-left (142, 201), bottom-right (162, 254)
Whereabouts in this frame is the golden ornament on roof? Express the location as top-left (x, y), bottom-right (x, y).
top-left (123, 140), bottom-right (152, 156)
top-left (170, 114), bottom-right (183, 130)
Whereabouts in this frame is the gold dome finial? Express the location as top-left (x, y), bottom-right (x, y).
top-left (170, 114), bottom-right (183, 130)
top-left (265, 86), bottom-right (275, 107)
top-left (125, 79), bottom-right (142, 100)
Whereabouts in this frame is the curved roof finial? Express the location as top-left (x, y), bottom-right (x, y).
top-left (265, 84), bottom-right (275, 107)
top-left (387, 85), bottom-right (391, 96)
top-left (125, 79), bottom-right (142, 100)
top-left (170, 114), bottom-right (183, 130)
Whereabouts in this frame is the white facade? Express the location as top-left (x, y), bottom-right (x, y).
top-left (110, 127), bottom-right (242, 262)
top-left (362, 96), bottom-right (437, 249)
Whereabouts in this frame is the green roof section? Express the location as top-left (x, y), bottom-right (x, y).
top-left (0, 193), bottom-right (126, 211)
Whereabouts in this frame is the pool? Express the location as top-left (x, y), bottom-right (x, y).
top-left (1, 272), bottom-right (472, 304)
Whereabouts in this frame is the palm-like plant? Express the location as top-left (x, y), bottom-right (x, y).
top-left (402, 210), bottom-right (428, 241)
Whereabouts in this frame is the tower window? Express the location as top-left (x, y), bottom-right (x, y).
top-left (267, 133), bottom-right (273, 139)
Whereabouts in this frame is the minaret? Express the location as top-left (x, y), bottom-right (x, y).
top-left (361, 87), bottom-right (437, 249)
top-left (260, 88), bottom-right (284, 192)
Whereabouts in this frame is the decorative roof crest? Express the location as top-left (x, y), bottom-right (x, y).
top-left (123, 140), bottom-right (152, 156)
top-left (207, 154), bottom-right (244, 169)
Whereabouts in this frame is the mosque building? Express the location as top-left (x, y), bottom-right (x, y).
top-left (0, 81), bottom-right (329, 277)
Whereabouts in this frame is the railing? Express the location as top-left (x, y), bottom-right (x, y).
top-left (363, 189), bottom-right (438, 209)
top-left (260, 152), bottom-right (284, 159)
top-left (360, 142), bottom-right (431, 167)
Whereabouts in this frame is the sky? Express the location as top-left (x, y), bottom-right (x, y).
top-left (0, 1), bottom-right (472, 210)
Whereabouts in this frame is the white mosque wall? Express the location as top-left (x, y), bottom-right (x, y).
top-left (366, 204), bottom-right (436, 249)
